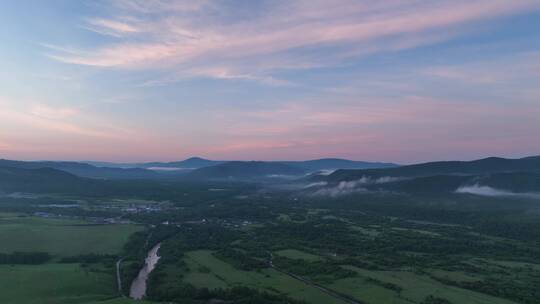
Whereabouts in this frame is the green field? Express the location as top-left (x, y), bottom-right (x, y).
top-left (0, 262), bottom-right (156, 304)
top-left (0, 263), bottom-right (115, 304)
top-left (0, 214), bottom-right (144, 304)
top-left (328, 266), bottom-right (518, 304)
top-left (0, 215), bottom-right (143, 257)
top-left (183, 250), bottom-right (347, 304)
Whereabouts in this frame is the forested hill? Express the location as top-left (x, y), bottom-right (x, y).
top-left (0, 159), bottom-right (160, 180)
top-left (325, 156), bottom-right (540, 182)
top-left (86, 157), bottom-right (398, 172)
top-left (0, 166), bottom-right (88, 193)
top-left (282, 158), bottom-right (398, 171)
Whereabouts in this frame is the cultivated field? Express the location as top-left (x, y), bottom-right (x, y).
top-left (0, 214), bottom-right (143, 257)
top-left (183, 250), bottom-right (347, 304)
top-left (329, 266), bottom-right (518, 304)
top-left (0, 213), bottom-right (144, 304)
top-left (0, 263), bottom-right (114, 304)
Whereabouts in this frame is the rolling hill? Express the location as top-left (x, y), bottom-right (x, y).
top-left (85, 157), bottom-right (223, 170)
top-left (283, 158), bottom-right (398, 171)
top-left (0, 165), bottom-right (90, 193)
top-left (0, 159), bottom-right (160, 180)
top-left (85, 157), bottom-right (397, 172)
top-left (324, 156), bottom-right (540, 182)
top-left (302, 156), bottom-right (540, 197)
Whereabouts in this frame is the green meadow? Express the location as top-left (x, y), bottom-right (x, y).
top-left (328, 266), bottom-right (518, 304)
top-left (0, 263), bottom-right (114, 304)
top-left (183, 250), bottom-right (347, 304)
top-left (0, 213), bottom-right (144, 304)
top-left (0, 214), bottom-right (143, 257)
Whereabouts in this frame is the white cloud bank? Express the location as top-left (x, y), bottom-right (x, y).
top-left (311, 176), bottom-right (402, 197)
top-left (456, 184), bottom-right (540, 199)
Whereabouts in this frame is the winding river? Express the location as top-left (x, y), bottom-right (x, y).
top-left (129, 243), bottom-right (161, 300)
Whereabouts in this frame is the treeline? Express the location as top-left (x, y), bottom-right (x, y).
top-left (477, 219), bottom-right (540, 241)
top-left (365, 277), bottom-right (402, 293)
top-left (273, 256), bottom-right (356, 282)
top-left (0, 252), bottom-right (50, 264)
top-left (421, 295), bottom-right (452, 304)
top-left (149, 285), bottom-right (307, 304)
top-left (60, 253), bottom-right (117, 264)
top-left (256, 219), bottom-right (540, 267)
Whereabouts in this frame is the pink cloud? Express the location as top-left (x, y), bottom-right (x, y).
top-left (48, 0), bottom-right (540, 82)
top-left (193, 93), bottom-right (540, 162)
top-left (0, 99), bottom-right (131, 139)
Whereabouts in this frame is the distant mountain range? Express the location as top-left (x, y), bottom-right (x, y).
top-left (0, 157), bottom-right (398, 181)
top-left (282, 158), bottom-right (397, 171)
top-left (0, 166), bottom-right (89, 194)
top-left (86, 157), bottom-right (397, 171)
top-left (312, 156), bottom-right (540, 196)
top-left (1, 156), bottom-right (539, 197)
top-left (354, 172), bottom-right (540, 196)
top-left (86, 157), bottom-right (224, 170)
top-left (181, 158), bottom-right (398, 180)
top-left (0, 159), bottom-right (160, 180)
top-left (184, 161), bottom-right (307, 180)
top-left (324, 156), bottom-right (540, 182)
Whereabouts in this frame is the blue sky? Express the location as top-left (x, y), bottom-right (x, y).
top-left (0, 0), bottom-right (539, 163)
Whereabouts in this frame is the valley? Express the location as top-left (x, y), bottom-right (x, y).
top-left (0, 156), bottom-right (539, 303)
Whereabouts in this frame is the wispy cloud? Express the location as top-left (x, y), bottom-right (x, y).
top-left (204, 90), bottom-right (540, 161)
top-left (311, 180), bottom-right (369, 197)
top-left (84, 18), bottom-right (141, 37)
top-left (141, 65), bottom-right (293, 86)
top-left (422, 52), bottom-right (540, 84)
top-left (111, 0), bottom-right (211, 13)
top-left (47, 0), bottom-right (540, 84)
top-left (0, 99), bottom-right (127, 138)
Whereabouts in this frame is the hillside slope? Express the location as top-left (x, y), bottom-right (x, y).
top-left (325, 156), bottom-right (540, 182)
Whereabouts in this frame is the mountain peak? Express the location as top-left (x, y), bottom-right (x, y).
top-left (183, 156), bottom-right (210, 162)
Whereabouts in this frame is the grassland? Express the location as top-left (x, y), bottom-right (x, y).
top-left (183, 250), bottom-right (348, 304)
top-left (328, 266), bottom-right (518, 304)
top-left (0, 214), bottom-right (143, 257)
top-left (0, 213), bottom-right (144, 304)
top-left (0, 263), bottom-right (115, 304)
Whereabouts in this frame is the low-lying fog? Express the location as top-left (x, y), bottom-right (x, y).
top-left (456, 184), bottom-right (540, 199)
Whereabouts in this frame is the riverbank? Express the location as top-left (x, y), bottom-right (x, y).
top-left (129, 243), bottom-right (161, 300)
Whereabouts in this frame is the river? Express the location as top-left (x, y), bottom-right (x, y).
top-left (129, 243), bottom-right (161, 300)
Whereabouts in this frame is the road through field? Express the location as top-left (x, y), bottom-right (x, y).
top-left (116, 257), bottom-right (125, 296)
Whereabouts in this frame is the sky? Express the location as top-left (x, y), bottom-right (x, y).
top-left (0, 0), bottom-right (539, 164)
